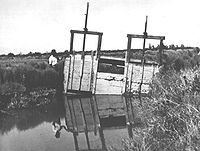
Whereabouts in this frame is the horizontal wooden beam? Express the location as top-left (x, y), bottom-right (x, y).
top-left (99, 58), bottom-right (125, 66)
top-left (127, 34), bottom-right (165, 40)
top-left (71, 30), bottom-right (103, 36)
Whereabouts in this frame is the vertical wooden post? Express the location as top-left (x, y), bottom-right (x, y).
top-left (66, 31), bottom-right (74, 92)
top-left (89, 51), bottom-right (94, 92)
top-left (79, 2), bottom-right (89, 91)
top-left (97, 34), bottom-right (103, 60)
top-left (159, 39), bottom-right (163, 66)
top-left (65, 56), bottom-right (71, 93)
top-left (126, 35), bottom-right (132, 63)
top-left (123, 35), bottom-right (132, 94)
top-left (70, 53), bottom-right (75, 89)
top-left (92, 34), bottom-right (102, 94)
top-left (92, 60), bottom-right (98, 94)
top-left (70, 31), bottom-right (74, 54)
top-left (129, 64), bottom-right (134, 93)
top-left (152, 64), bottom-right (155, 79)
top-left (139, 16), bottom-right (148, 100)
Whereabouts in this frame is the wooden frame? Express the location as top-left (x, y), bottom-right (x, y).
top-left (69, 30), bottom-right (103, 60)
top-left (124, 29), bottom-right (165, 95)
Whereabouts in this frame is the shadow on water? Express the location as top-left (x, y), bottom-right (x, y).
top-left (0, 94), bottom-right (144, 151)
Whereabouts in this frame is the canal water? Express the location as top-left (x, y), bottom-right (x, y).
top-left (0, 95), bottom-right (138, 151)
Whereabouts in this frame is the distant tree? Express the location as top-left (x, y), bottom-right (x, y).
top-left (0, 54), bottom-right (6, 57)
top-left (149, 44), bottom-right (152, 49)
top-left (169, 44), bottom-right (175, 49)
top-left (34, 52), bottom-right (42, 56)
top-left (27, 52), bottom-right (33, 56)
top-left (7, 53), bottom-right (15, 58)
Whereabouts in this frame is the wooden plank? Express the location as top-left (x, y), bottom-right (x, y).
top-left (123, 36), bottom-right (132, 93)
top-left (64, 54), bottom-right (96, 92)
top-left (89, 51), bottom-right (94, 92)
top-left (129, 58), bottom-right (158, 65)
top-left (92, 59), bottom-right (99, 94)
top-left (129, 64), bottom-right (134, 92)
top-left (71, 30), bottom-right (103, 36)
top-left (126, 63), bottom-right (158, 93)
top-left (69, 54), bottom-right (76, 89)
top-left (70, 32), bottom-right (74, 53)
top-left (95, 73), bottom-right (124, 94)
top-left (63, 57), bottom-right (71, 93)
top-left (81, 55), bottom-right (93, 91)
top-left (97, 34), bottom-right (102, 59)
top-left (127, 34), bottom-right (165, 40)
top-left (159, 39), bottom-right (164, 65)
top-left (71, 56), bottom-right (81, 90)
top-left (98, 58), bottom-right (125, 66)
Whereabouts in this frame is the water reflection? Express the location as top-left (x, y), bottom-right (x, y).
top-left (0, 95), bottom-right (142, 151)
top-left (62, 96), bottom-right (106, 151)
top-left (53, 95), bottom-right (138, 151)
top-left (0, 97), bottom-right (65, 135)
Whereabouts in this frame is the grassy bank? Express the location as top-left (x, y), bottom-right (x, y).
top-left (106, 48), bottom-right (200, 151)
top-left (109, 69), bottom-right (200, 150)
top-left (0, 57), bottom-right (64, 110)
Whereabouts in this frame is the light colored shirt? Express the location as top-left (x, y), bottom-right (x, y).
top-left (49, 55), bottom-right (57, 66)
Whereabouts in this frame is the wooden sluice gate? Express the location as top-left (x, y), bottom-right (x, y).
top-left (63, 3), bottom-right (165, 96)
top-left (63, 51), bottom-right (161, 95)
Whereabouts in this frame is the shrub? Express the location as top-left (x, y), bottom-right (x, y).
top-left (0, 82), bottom-right (26, 95)
top-left (110, 69), bottom-right (200, 151)
top-left (0, 60), bottom-right (62, 95)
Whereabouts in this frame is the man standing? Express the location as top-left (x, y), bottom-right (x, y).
top-left (49, 49), bottom-right (58, 67)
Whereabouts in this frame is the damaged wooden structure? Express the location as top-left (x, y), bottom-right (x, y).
top-left (63, 3), bottom-right (165, 96)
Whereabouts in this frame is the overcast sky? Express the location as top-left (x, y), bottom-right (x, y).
top-left (0, 0), bottom-right (200, 54)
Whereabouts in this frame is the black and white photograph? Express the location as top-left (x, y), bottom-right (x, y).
top-left (1, 0), bottom-right (200, 150)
